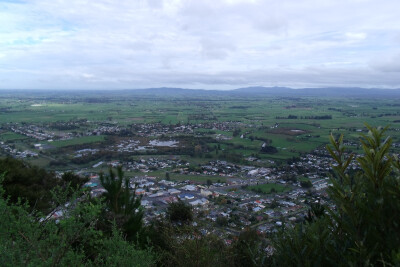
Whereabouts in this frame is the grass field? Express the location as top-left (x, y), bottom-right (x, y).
top-left (1, 92), bottom-right (400, 171)
top-left (146, 170), bottom-right (228, 183)
top-left (248, 183), bottom-right (291, 194)
top-left (49, 135), bottom-right (106, 148)
top-left (0, 132), bottom-right (27, 141)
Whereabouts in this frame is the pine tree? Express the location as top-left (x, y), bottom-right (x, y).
top-left (100, 166), bottom-right (143, 241)
top-left (272, 125), bottom-right (400, 266)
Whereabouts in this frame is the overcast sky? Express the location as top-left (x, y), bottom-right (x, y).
top-left (0, 0), bottom-right (400, 90)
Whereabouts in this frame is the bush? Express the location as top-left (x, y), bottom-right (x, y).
top-left (0, 157), bottom-right (77, 213)
top-left (300, 180), bottom-right (313, 188)
top-left (216, 216), bottom-right (229, 227)
top-left (167, 201), bottom-right (193, 224)
top-left (272, 125), bottom-right (400, 266)
top-left (0, 174), bottom-right (155, 266)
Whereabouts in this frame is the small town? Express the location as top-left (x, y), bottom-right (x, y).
top-left (0, 120), bottom-right (357, 241)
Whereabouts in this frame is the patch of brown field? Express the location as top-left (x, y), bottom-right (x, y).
top-left (269, 128), bottom-right (309, 136)
top-left (127, 117), bottom-right (144, 121)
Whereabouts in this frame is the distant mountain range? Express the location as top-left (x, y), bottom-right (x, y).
top-left (3, 87), bottom-right (400, 98)
top-left (232, 86), bottom-right (400, 97)
top-left (122, 86), bottom-right (400, 97)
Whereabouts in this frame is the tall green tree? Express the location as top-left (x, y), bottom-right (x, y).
top-left (166, 200), bottom-right (193, 224)
top-left (61, 171), bottom-right (89, 190)
top-left (230, 228), bottom-right (269, 267)
top-left (272, 125), bottom-right (400, 266)
top-left (99, 166), bottom-right (143, 241)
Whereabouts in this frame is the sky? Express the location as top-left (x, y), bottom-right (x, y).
top-left (0, 0), bottom-right (400, 90)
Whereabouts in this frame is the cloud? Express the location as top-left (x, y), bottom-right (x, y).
top-left (0, 0), bottom-right (400, 89)
top-left (371, 54), bottom-right (400, 73)
top-left (200, 37), bottom-right (236, 60)
top-left (345, 32), bottom-right (367, 41)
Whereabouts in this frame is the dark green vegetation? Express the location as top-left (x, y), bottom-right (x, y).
top-left (300, 180), bottom-right (313, 188)
top-left (1, 125), bottom-right (399, 266)
top-left (248, 183), bottom-right (289, 194)
top-left (0, 132), bottom-right (27, 141)
top-left (0, 157), bottom-right (88, 212)
top-left (0, 175), bottom-right (155, 266)
top-left (273, 125), bottom-right (400, 266)
top-left (166, 200), bottom-right (193, 224)
top-left (99, 167), bottom-right (143, 241)
top-left (51, 135), bottom-right (106, 148)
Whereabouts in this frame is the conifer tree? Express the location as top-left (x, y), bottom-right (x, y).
top-left (100, 166), bottom-right (143, 241)
top-left (272, 125), bottom-right (400, 266)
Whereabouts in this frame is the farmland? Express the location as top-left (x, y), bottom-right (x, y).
top-left (248, 183), bottom-right (290, 194)
top-left (1, 89), bottom-right (400, 178)
top-left (50, 135), bottom-right (106, 148)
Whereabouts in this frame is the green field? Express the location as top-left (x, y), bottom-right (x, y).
top-left (146, 170), bottom-right (227, 183)
top-left (248, 183), bottom-right (290, 194)
top-left (49, 135), bottom-right (106, 148)
top-left (1, 91), bottom-right (400, 171)
top-left (0, 132), bottom-right (27, 141)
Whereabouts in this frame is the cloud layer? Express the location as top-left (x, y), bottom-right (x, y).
top-left (0, 0), bottom-right (400, 89)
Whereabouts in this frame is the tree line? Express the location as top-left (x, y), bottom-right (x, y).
top-left (276, 115), bottom-right (332, 119)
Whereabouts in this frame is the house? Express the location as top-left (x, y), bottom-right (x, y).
top-left (141, 200), bottom-right (152, 208)
top-left (200, 189), bottom-right (213, 197)
top-left (168, 188), bottom-right (181, 195)
top-left (253, 207), bottom-right (262, 212)
top-left (178, 193), bottom-right (195, 200)
top-left (189, 198), bottom-right (209, 206)
top-left (135, 188), bottom-right (146, 195)
top-left (149, 192), bottom-right (165, 198)
top-left (160, 196), bottom-right (178, 204)
top-left (83, 182), bottom-right (98, 188)
top-left (92, 161), bottom-right (103, 168)
top-left (139, 181), bottom-right (154, 188)
top-left (182, 185), bottom-right (197, 191)
top-left (248, 169), bottom-right (259, 176)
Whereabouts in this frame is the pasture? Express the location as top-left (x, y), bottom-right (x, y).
top-left (1, 91), bottom-right (400, 171)
top-left (247, 183), bottom-right (291, 194)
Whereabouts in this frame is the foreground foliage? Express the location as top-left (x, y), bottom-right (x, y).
top-left (166, 200), bottom-right (193, 224)
top-left (0, 174), bottom-right (155, 266)
top-left (141, 219), bottom-right (268, 267)
top-left (0, 157), bottom-right (88, 213)
top-left (273, 125), bottom-right (400, 266)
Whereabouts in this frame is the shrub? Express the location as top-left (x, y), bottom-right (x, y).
top-left (272, 125), bottom-right (400, 266)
